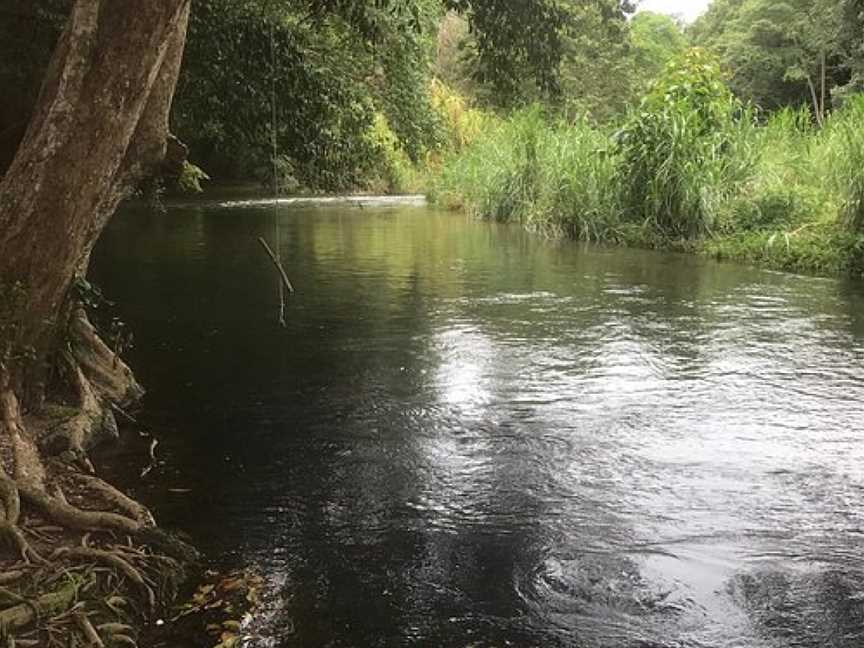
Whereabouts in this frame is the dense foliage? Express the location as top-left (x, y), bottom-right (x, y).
top-left (433, 47), bottom-right (864, 277)
top-left (615, 49), bottom-right (755, 238)
top-left (173, 0), bottom-right (442, 191)
top-left (436, 5), bottom-right (688, 121)
top-left (690, 0), bottom-right (864, 117)
top-left (557, 2), bottom-right (639, 120)
top-left (3, 0), bottom-right (622, 190)
top-left (171, 0), bottom-right (641, 189)
top-left (629, 11), bottom-right (687, 83)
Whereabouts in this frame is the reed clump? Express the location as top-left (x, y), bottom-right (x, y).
top-left (432, 107), bottom-right (622, 242)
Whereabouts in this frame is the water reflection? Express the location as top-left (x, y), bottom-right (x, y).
top-left (434, 325), bottom-right (495, 412)
top-left (91, 199), bottom-right (864, 647)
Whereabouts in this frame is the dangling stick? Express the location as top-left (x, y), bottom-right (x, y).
top-left (258, 237), bottom-right (295, 296)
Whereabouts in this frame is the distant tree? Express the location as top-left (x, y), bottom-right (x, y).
top-left (833, 0), bottom-right (864, 106)
top-left (433, 0), bottom-right (636, 110)
top-left (690, 0), bottom-right (860, 120)
top-left (688, 0), bottom-right (745, 45)
top-left (629, 11), bottom-right (687, 82)
top-left (434, 10), bottom-right (473, 93)
top-left (558, 1), bottom-right (637, 120)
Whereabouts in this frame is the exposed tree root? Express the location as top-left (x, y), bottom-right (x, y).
top-left (67, 473), bottom-right (155, 528)
top-left (74, 610), bottom-right (105, 647)
top-left (0, 473), bottom-right (20, 524)
top-left (0, 390), bottom-right (43, 567)
top-left (0, 313), bottom-right (195, 645)
top-left (69, 308), bottom-right (144, 407)
top-left (0, 571), bottom-right (26, 587)
top-left (0, 522), bottom-right (44, 565)
top-left (48, 351), bottom-right (103, 474)
top-left (19, 486), bottom-right (140, 535)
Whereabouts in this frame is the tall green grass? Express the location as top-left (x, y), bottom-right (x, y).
top-left (705, 99), bottom-right (864, 275)
top-left (719, 106), bottom-right (826, 233)
top-left (432, 108), bottom-right (622, 242)
top-left (824, 94), bottom-right (864, 231)
top-left (429, 55), bottom-right (864, 277)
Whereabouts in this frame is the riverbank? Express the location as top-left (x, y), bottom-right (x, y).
top-left (0, 386), bottom-right (262, 647)
top-left (0, 388), bottom-right (199, 646)
top-left (0, 298), bottom-right (207, 645)
top-left (425, 61), bottom-right (864, 280)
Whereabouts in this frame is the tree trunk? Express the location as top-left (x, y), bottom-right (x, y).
top-left (0, 0), bottom-right (192, 610)
top-left (806, 74), bottom-right (823, 128)
top-left (0, 0), bottom-right (190, 389)
top-left (820, 49), bottom-right (827, 123)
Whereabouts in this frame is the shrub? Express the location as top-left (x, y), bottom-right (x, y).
top-left (176, 161), bottom-right (211, 194)
top-left (429, 79), bottom-right (493, 152)
top-left (614, 48), bottom-right (758, 239)
top-left (365, 113), bottom-right (421, 193)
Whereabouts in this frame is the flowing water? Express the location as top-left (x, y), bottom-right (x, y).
top-left (91, 197), bottom-right (864, 648)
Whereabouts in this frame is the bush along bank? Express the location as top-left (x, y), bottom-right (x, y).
top-left (430, 49), bottom-right (864, 279)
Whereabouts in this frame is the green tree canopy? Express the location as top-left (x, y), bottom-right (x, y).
top-left (174, 0), bottom-right (443, 189)
top-left (690, 0), bottom-right (862, 118)
top-left (1, 0), bottom-right (636, 186)
top-left (629, 11), bottom-right (687, 80)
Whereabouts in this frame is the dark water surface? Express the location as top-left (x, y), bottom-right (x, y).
top-left (91, 197), bottom-right (864, 647)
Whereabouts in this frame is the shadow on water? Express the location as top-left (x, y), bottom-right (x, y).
top-left (90, 197), bottom-right (864, 647)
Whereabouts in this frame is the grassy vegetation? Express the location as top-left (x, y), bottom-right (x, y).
top-left (426, 52), bottom-right (864, 279)
top-left (431, 108), bottom-right (620, 241)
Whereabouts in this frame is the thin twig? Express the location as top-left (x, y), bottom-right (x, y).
top-left (110, 404), bottom-right (138, 424)
top-left (140, 439), bottom-right (159, 478)
top-left (257, 238), bottom-right (295, 295)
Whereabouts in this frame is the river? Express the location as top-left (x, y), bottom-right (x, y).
top-left (91, 196), bottom-right (864, 647)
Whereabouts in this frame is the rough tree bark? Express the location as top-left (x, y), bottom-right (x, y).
top-left (1, 0), bottom-right (190, 360)
top-left (0, 0), bottom-right (192, 612)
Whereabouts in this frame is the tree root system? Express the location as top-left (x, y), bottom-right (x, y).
top-left (0, 310), bottom-right (197, 645)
